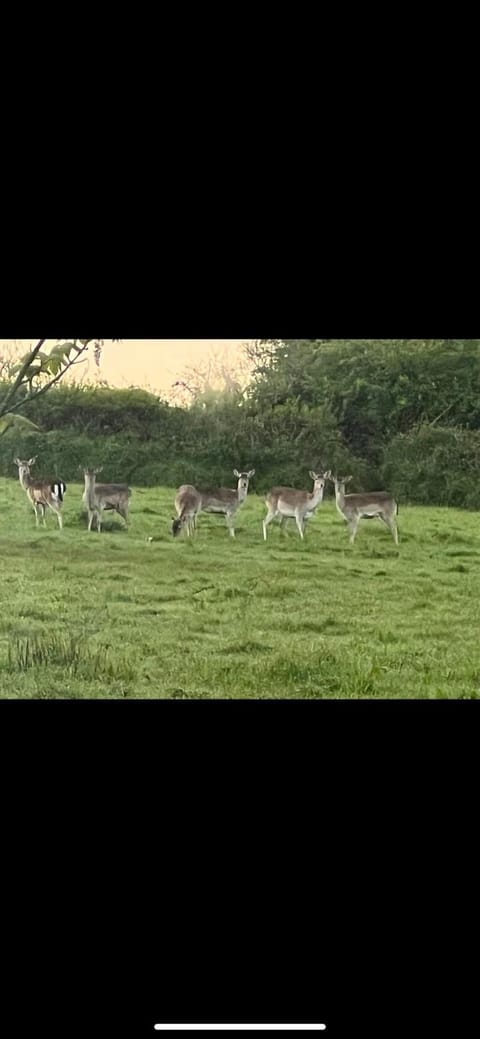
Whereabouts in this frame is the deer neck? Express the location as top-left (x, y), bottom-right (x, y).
top-left (308, 485), bottom-right (324, 509)
top-left (84, 478), bottom-right (97, 508)
top-left (19, 469), bottom-right (31, 491)
top-left (335, 487), bottom-right (346, 511)
top-left (237, 484), bottom-right (248, 503)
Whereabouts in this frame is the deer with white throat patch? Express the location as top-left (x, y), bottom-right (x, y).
top-left (263, 470), bottom-right (331, 541)
top-left (330, 475), bottom-right (399, 545)
top-left (14, 457), bottom-right (67, 530)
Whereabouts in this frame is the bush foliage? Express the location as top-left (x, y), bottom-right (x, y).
top-left (2, 339), bottom-right (479, 506)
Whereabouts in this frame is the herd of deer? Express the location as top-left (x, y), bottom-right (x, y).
top-left (14, 459), bottom-right (131, 534)
top-left (13, 459), bottom-right (399, 546)
top-left (174, 469), bottom-right (399, 545)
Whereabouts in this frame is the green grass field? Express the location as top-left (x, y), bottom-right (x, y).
top-left (0, 477), bottom-right (478, 698)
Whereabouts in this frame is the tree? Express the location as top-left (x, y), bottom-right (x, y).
top-left (247, 339), bottom-right (480, 463)
top-left (168, 343), bottom-right (252, 408)
top-left (0, 339), bottom-right (119, 438)
top-left (0, 340), bottom-right (22, 380)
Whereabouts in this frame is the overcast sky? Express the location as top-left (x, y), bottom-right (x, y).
top-left (0, 339), bottom-right (254, 394)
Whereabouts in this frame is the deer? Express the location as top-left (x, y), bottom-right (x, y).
top-left (172, 485), bottom-right (202, 538)
top-left (14, 457), bottom-right (67, 530)
top-left (195, 469), bottom-right (256, 538)
top-left (82, 468), bottom-right (131, 533)
top-left (263, 470), bottom-right (331, 541)
top-left (329, 475), bottom-right (399, 545)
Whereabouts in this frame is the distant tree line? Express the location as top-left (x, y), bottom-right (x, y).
top-left (1, 339), bottom-right (480, 508)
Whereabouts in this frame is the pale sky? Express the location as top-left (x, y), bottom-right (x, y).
top-left (0, 339), bottom-right (255, 395)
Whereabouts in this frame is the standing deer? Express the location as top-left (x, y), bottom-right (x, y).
top-left (330, 475), bottom-right (399, 545)
top-left (82, 468), bottom-right (131, 533)
top-left (172, 485), bottom-right (202, 538)
top-left (263, 470), bottom-right (331, 541)
top-left (14, 457), bottom-right (67, 530)
top-left (195, 469), bottom-right (256, 538)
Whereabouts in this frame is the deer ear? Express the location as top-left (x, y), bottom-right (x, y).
top-left (28, 458), bottom-right (36, 466)
top-left (248, 469), bottom-right (256, 478)
top-left (346, 476), bottom-right (353, 484)
top-left (309, 470), bottom-right (316, 480)
top-left (233, 469), bottom-right (240, 478)
top-left (95, 467), bottom-right (103, 474)
top-left (14, 458), bottom-right (20, 466)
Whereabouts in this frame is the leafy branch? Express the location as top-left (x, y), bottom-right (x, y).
top-left (0, 339), bottom-right (121, 437)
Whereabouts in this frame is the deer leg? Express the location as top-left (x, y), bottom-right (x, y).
top-left (379, 513), bottom-right (399, 545)
top-left (388, 516), bottom-right (399, 545)
top-left (295, 510), bottom-right (305, 540)
top-left (48, 501), bottom-right (63, 530)
top-left (226, 513), bottom-right (236, 539)
top-left (263, 510), bottom-right (277, 541)
top-left (348, 516), bottom-right (360, 544)
top-left (35, 503), bottom-right (46, 527)
top-left (33, 503), bottom-right (40, 528)
top-left (280, 517), bottom-right (289, 537)
top-left (88, 510), bottom-right (95, 533)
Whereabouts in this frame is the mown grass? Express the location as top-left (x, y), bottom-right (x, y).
top-left (0, 477), bottom-right (479, 699)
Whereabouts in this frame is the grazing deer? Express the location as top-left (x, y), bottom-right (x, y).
top-left (14, 457), bottom-right (67, 530)
top-left (172, 485), bottom-right (202, 538)
top-left (330, 475), bottom-right (399, 545)
top-left (196, 469), bottom-right (256, 538)
top-left (82, 468), bottom-right (131, 533)
top-left (263, 470), bottom-right (331, 541)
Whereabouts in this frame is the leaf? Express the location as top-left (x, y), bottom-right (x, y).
top-left (0, 413), bottom-right (41, 435)
top-left (48, 345), bottom-right (74, 358)
top-left (25, 352), bottom-right (50, 364)
top-left (41, 358), bottom-right (62, 375)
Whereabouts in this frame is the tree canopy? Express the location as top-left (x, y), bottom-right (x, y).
top-left (2, 339), bottom-right (479, 507)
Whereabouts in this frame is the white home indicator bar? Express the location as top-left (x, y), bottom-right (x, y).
top-left (154, 1027), bottom-right (326, 1032)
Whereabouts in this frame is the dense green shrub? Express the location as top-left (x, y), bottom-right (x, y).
top-left (2, 339), bottom-right (480, 507)
top-left (382, 425), bottom-right (480, 509)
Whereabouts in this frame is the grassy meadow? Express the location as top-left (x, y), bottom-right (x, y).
top-left (0, 476), bottom-right (479, 699)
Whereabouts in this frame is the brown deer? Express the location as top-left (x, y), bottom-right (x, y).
top-left (330, 475), bottom-right (399, 545)
top-left (14, 457), bottom-right (67, 530)
top-left (263, 471), bottom-right (331, 541)
top-left (172, 485), bottom-right (202, 538)
top-left (82, 467), bottom-right (131, 533)
top-left (195, 469), bottom-right (256, 539)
